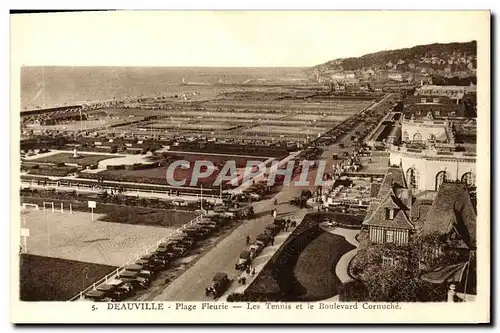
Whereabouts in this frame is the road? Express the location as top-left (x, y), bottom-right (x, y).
top-left (136, 94), bottom-right (394, 301)
top-left (145, 184), bottom-right (306, 301)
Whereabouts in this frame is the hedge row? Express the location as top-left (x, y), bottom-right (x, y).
top-left (106, 162), bottom-right (160, 171)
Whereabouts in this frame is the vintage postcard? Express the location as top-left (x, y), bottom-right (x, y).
top-left (10, 10), bottom-right (490, 324)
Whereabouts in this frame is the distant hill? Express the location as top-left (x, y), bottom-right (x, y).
top-left (311, 41), bottom-right (477, 75)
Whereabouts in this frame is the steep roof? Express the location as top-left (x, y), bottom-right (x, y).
top-left (422, 182), bottom-right (476, 248)
top-left (363, 167), bottom-right (415, 230)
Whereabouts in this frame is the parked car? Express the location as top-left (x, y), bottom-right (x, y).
top-left (248, 242), bottom-right (264, 260)
top-left (205, 272), bottom-right (231, 299)
top-left (169, 235), bottom-right (197, 248)
top-left (235, 250), bottom-right (252, 271)
top-left (94, 284), bottom-right (120, 301)
top-left (196, 221), bottom-right (219, 230)
top-left (118, 270), bottom-right (148, 289)
top-left (135, 258), bottom-right (161, 275)
top-left (105, 278), bottom-right (135, 299)
top-left (84, 290), bottom-right (113, 302)
top-left (124, 264), bottom-right (153, 287)
top-left (256, 233), bottom-right (272, 247)
top-left (265, 224), bottom-right (281, 237)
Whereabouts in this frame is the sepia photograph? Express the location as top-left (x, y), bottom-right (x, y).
top-left (9, 9), bottom-right (490, 324)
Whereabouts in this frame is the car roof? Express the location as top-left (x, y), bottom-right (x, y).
top-left (125, 264), bottom-right (143, 271)
top-left (97, 284), bottom-right (116, 291)
top-left (86, 290), bottom-right (105, 297)
top-left (107, 279), bottom-right (123, 285)
top-left (120, 271), bottom-right (139, 278)
top-left (213, 272), bottom-right (228, 281)
top-left (240, 250), bottom-right (250, 257)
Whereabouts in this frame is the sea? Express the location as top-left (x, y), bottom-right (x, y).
top-left (20, 67), bottom-right (307, 110)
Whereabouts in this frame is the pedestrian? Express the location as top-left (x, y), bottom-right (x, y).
top-left (274, 198), bottom-right (278, 206)
top-left (271, 237), bottom-right (275, 246)
top-left (246, 235), bottom-right (250, 245)
top-left (251, 267), bottom-right (256, 276)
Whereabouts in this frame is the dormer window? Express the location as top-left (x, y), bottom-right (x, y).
top-left (386, 208), bottom-right (396, 220)
top-left (421, 98), bottom-right (427, 103)
top-left (433, 98), bottom-right (439, 103)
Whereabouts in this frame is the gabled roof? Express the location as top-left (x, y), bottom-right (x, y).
top-left (422, 182), bottom-right (476, 249)
top-left (363, 167), bottom-right (415, 230)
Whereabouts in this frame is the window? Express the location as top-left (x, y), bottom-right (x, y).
top-left (406, 167), bottom-right (419, 190)
top-left (435, 171), bottom-right (451, 191)
top-left (433, 98), bottom-right (439, 103)
top-left (385, 231), bottom-right (394, 243)
top-left (421, 98), bottom-right (427, 103)
top-left (403, 131), bottom-right (409, 142)
top-left (413, 132), bottom-right (422, 143)
top-left (461, 172), bottom-right (475, 188)
top-left (383, 255), bottom-right (394, 266)
top-left (386, 208), bottom-right (395, 220)
top-left (435, 110), bottom-right (440, 116)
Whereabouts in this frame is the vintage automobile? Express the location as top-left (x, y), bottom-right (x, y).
top-left (105, 278), bottom-right (135, 299)
top-left (169, 235), bottom-right (197, 248)
top-left (196, 220), bottom-right (219, 230)
top-left (249, 242), bottom-right (263, 258)
top-left (205, 272), bottom-right (231, 299)
top-left (135, 258), bottom-right (161, 275)
top-left (84, 290), bottom-right (113, 302)
top-left (235, 250), bottom-right (252, 271)
top-left (118, 270), bottom-right (148, 289)
top-left (157, 242), bottom-right (188, 257)
top-left (256, 233), bottom-right (272, 247)
top-left (124, 264), bottom-right (153, 287)
top-left (152, 256), bottom-right (170, 269)
top-left (184, 225), bottom-right (211, 238)
top-left (168, 239), bottom-right (190, 252)
top-left (154, 249), bottom-right (178, 261)
top-left (265, 224), bottom-right (281, 237)
top-left (140, 253), bottom-right (156, 263)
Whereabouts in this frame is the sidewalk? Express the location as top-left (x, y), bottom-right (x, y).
top-left (218, 208), bottom-right (310, 301)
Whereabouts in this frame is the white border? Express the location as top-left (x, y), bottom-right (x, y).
top-left (3, 2), bottom-right (497, 330)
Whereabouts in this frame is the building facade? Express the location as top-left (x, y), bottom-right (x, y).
top-left (389, 146), bottom-right (476, 192)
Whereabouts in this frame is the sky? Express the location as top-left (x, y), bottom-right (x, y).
top-left (11, 11), bottom-right (488, 67)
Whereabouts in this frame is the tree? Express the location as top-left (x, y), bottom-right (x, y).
top-left (349, 242), bottom-right (446, 302)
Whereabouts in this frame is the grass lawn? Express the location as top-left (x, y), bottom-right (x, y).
top-left (31, 153), bottom-right (121, 167)
top-left (293, 232), bottom-right (355, 301)
top-left (19, 254), bottom-right (117, 301)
